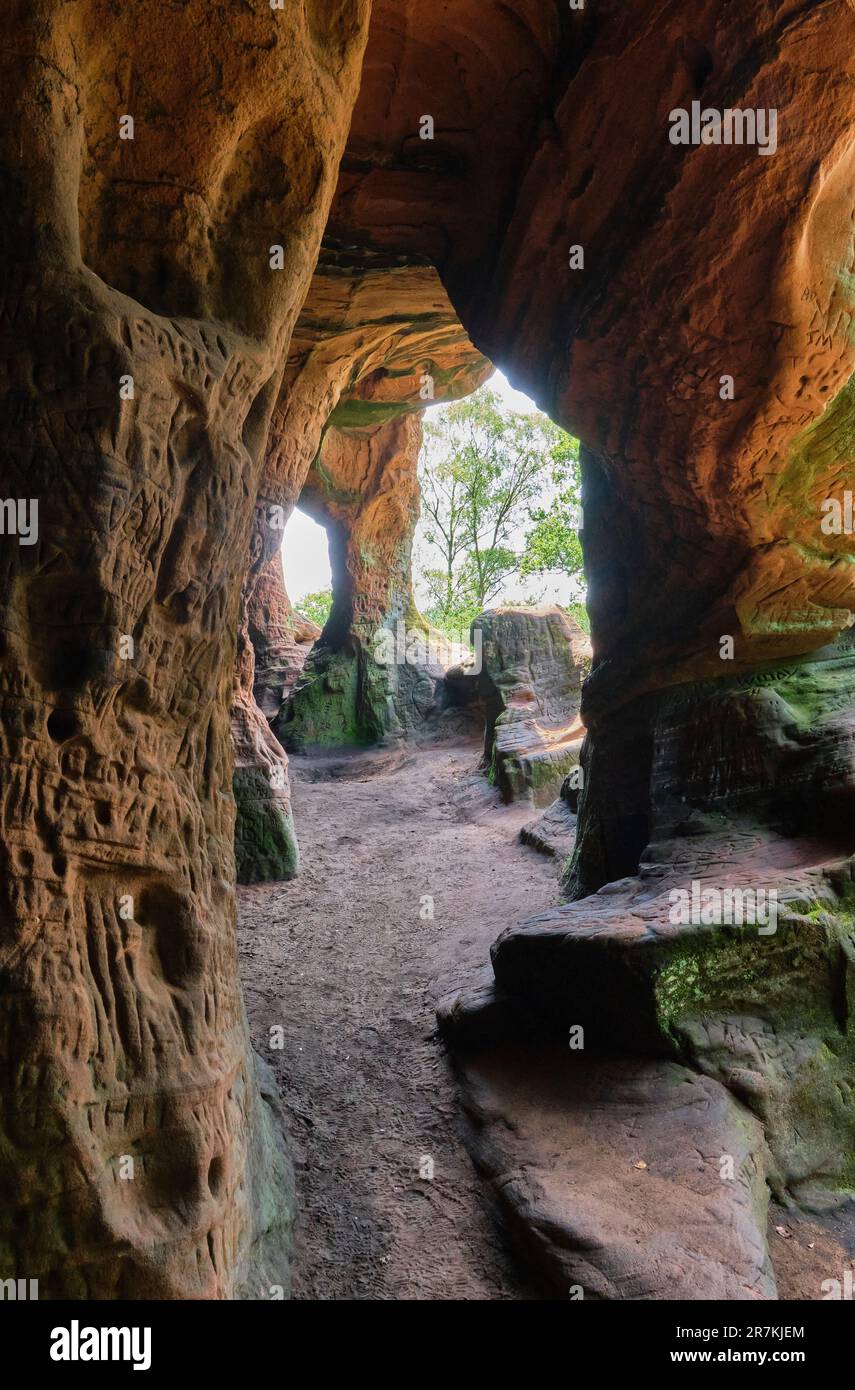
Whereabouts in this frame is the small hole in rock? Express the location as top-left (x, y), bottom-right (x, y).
top-left (46, 710), bottom-right (79, 744)
top-left (207, 1155), bottom-right (225, 1198)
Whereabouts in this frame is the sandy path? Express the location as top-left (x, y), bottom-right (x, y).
top-left (238, 740), bottom-right (560, 1300)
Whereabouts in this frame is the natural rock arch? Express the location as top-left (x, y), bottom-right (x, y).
top-left (230, 246), bottom-right (488, 877)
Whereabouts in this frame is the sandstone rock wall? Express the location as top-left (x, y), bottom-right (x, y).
top-left (5, 0), bottom-right (855, 1302)
top-left (333, 0), bottom-right (855, 1299)
top-left (0, 0), bottom-right (369, 1298)
top-left (251, 553), bottom-right (321, 721)
top-left (336, 0), bottom-right (855, 701)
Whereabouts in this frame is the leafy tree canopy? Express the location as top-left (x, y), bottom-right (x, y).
top-left (416, 386), bottom-right (585, 639)
top-left (298, 588), bottom-right (333, 630)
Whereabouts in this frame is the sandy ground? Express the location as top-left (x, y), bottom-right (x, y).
top-left (237, 737), bottom-right (855, 1302)
top-left (238, 738), bottom-right (560, 1300)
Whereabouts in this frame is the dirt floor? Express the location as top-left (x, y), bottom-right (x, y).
top-left (238, 737), bottom-right (559, 1300)
top-left (237, 736), bottom-right (855, 1302)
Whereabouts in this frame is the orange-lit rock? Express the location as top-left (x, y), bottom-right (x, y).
top-left (0, 0), bottom-right (369, 1298)
top-left (336, 0), bottom-right (855, 704)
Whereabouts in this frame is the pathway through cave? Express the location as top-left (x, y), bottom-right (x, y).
top-left (238, 737), bottom-right (557, 1299)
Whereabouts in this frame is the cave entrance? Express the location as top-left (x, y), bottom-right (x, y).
top-left (416, 368), bottom-right (590, 635)
top-left (238, 374), bottom-right (596, 1297)
top-left (282, 505), bottom-right (333, 638)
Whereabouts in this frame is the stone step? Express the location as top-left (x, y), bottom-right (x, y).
top-left (453, 1045), bottom-right (775, 1300)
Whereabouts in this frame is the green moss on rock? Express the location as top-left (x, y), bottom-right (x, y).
top-left (233, 768), bottom-right (299, 883)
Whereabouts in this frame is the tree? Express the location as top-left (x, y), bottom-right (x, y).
top-left (418, 389), bottom-right (572, 629)
top-left (298, 588), bottom-right (333, 629)
top-left (519, 430), bottom-right (584, 583)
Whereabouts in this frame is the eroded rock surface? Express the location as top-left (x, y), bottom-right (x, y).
top-left (250, 554), bottom-right (321, 721)
top-left (332, 0), bottom-right (855, 1297)
top-left (445, 606), bottom-right (590, 805)
top-left (340, 0), bottom-right (855, 700)
top-left (520, 773), bottom-right (579, 862)
top-left (0, 0), bottom-right (369, 1298)
top-left (6, 0), bottom-right (855, 1303)
top-left (442, 635), bottom-right (855, 1291)
top-left (451, 1048), bottom-right (775, 1300)
top-left (232, 247), bottom-right (488, 857)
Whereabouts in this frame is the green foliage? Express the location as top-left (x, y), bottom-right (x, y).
top-left (417, 385), bottom-right (585, 625)
top-left (519, 431), bottom-right (583, 580)
top-left (423, 596), bottom-right (483, 643)
top-left (298, 588), bottom-right (333, 630)
top-left (565, 601), bottom-right (591, 635)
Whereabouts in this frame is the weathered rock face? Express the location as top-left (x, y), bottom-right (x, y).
top-left (341, 0), bottom-right (855, 701)
top-left (230, 498), bottom-right (310, 887)
top-left (448, 1049), bottom-right (775, 1300)
top-left (231, 502), bottom-right (301, 887)
top-left (568, 630), bottom-right (855, 903)
top-left (444, 606), bottom-right (590, 805)
top-left (519, 771), bottom-right (580, 862)
top-left (230, 246), bottom-right (489, 863)
top-left (442, 633), bottom-right (855, 1291)
top-left (262, 244), bottom-right (490, 535)
top-left (0, 0), bottom-right (369, 1297)
top-left (6, 0), bottom-right (855, 1304)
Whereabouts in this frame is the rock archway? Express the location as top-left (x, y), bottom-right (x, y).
top-left (231, 245), bottom-right (488, 877)
top-left (279, 412), bottom-right (435, 751)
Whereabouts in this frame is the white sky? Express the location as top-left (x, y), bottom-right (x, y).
top-left (282, 370), bottom-right (578, 606)
top-left (282, 508), bottom-right (330, 602)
